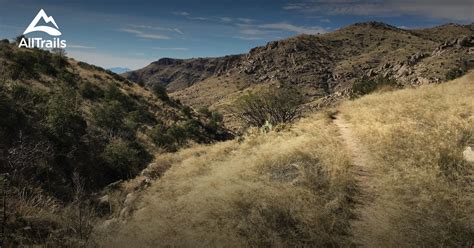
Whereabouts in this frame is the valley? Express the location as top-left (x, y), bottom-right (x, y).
top-left (0, 20), bottom-right (473, 247)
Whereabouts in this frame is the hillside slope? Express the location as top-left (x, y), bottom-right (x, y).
top-left (125, 22), bottom-right (474, 113)
top-left (339, 71), bottom-right (473, 247)
top-left (99, 71), bottom-right (473, 247)
top-left (0, 41), bottom-right (230, 246)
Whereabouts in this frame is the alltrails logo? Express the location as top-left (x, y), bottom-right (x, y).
top-left (18, 9), bottom-right (67, 49)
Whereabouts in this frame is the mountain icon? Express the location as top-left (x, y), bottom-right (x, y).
top-left (23, 9), bottom-right (62, 36)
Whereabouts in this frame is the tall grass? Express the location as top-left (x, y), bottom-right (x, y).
top-left (340, 71), bottom-right (474, 247)
top-left (98, 114), bottom-right (355, 247)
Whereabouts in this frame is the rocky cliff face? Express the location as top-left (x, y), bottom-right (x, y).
top-left (125, 22), bottom-right (474, 110)
top-left (124, 55), bottom-right (242, 92)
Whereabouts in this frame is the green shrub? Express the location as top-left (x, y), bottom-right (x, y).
top-left (445, 68), bottom-right (464, 81)
top-left (100, 138), bottom-right (142, 179)
top-left (183, 119), bottom-right (203, 141)
top-left (210, 111), bottom-right (223, 124)
top-left (92, 100), bottom-right (126, 133)
top-left (181, 106), bottom-right (193, 117)
top-left (234, 87), bottom-right (303, 127)
top-left (167, 124), bottom-right (188, 146)
top-left (149, 125), bottom-right (176, 150)
top-left (57, 70), bottom-right (78, 86)
top-left (198, 107), bottom-right (212, 117)
top-left (79, 81), bottom-right (103, 100)
top-left (104, 84), bottom-right (134, 108)
top-left (8, 51), bottom-right (39, 80)
top-left (125, 107), bottom-right (155, 128)
top-left (0, 85), bottom-right (23, 137)
top-left (33, 49), bottom-right (57, 76)
top-left (149, 122), bottom-right (197, 151)
top-left (351, 76), bottom-right (399, 98)
top-left (45, 89), bottom-right (87, 144)
top-left (151, 84), bottom-right (169, 101)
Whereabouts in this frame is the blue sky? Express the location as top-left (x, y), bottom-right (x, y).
top-left (0, 0), bottom-right (472, 69)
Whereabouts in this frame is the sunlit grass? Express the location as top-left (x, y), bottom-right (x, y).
top-left (340, 71), bottom-right (474, 247)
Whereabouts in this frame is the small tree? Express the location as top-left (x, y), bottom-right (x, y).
top-left (233, 87), bottom-right (303, 127)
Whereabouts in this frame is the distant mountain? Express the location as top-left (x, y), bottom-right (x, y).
top-left (108, 67), bottom-right (131, 74)
top-left (124, 22), bottom-right (474, 112)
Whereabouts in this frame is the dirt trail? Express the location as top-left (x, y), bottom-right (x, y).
top-left (333, 113), bottom-right (378, 246)
top-left (333, 114), bottom-right (372, 184)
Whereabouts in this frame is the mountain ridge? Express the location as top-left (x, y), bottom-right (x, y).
top-left (124, 22), bottom-right (474, 111)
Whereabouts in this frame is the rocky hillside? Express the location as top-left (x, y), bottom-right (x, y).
top-left (0, 41), bottom-right (230, 246)
top-left (125, 22), bottom-right (474, 112)
top-left (124, 55), bottom-right (242, 92)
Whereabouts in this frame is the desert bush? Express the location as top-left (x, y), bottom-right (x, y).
top-left (149, 125), bottom-right (175, 150)
top-left (92, 100), bottom-right (126, 134)
top-left (350, 75), bottom-right (399, 98)
top-left (198, 106), bottom-right (212, 117)
top-left (149, 121), bottom-right (204, 151)
top-left (151, 84), bottom-right (169, 101)
top-left (100, 138), bottom-right (143, 179)
top-left (165, 123), bottom-right (188, 147)
top-left (181, 105), bottom-right (193, 117)
top-left (104, 84), bottom-right (135, 110)
top-left (7, 51), bottom-right (39, 80)
top-left (445, 67), bottom-right (464, 81)
top-left (45, 88), bottom-right (87, 145)
top-left (57, 69), bottom-right (79, 86)
top-left (0, 85), bottom-right (24, 136)
top-left (33, 50), bottom-right (57, 76)
top-left (234, 87), bottom-right (303, 127)
top-left (199, 107), bottom-right (223, 124)
top-left (79, 81), bottom-right (103, 100)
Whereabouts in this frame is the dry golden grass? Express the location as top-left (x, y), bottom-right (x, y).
top-left (97, 71), bottom-right (473, 247)
top-left (98, 114), bottom-right (355, 247)
top-left (340, 71), bottom-right (474, 247)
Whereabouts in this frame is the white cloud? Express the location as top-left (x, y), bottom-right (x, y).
top-left (119, 28), bottom-right (170, 40)
top-left (283, 4), bottom-right (305, 10)
top-left (220, 17), bottom-right (233, 22)
top-left (233, 22), bottom-right (327, 40)
top-left (172, 12), bottom-right (255, 25)
top-left (237, 18), bottom-right (255, 24)
top-left (258, 22), bottom-right (327, 34)
top-left (283, 0), bottom-right (474, 21)
top-left (67, 50), bottom-right (152, 70)
top-left (187, 16), bottom-right (210, 21)
top-left (233, 36), bottom-right (264, 40)
top-left (68, 44), bottom-right (95, 49)
top-left (128, 24), bottom-right (184, 35)
top-left (174, 28), bottom-right (184, 35)
top-left (172, 11), bottom-right (190, 16)
top-left (152, 47), bottom-right (189, 51)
